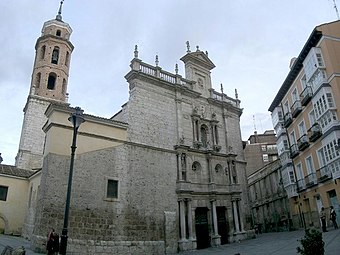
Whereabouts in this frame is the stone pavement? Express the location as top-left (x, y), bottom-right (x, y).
top-left (1, 228), bottom-right (339, 255)
top-left (181, 228), bottom-right (340, 255)
top-left (0, 235), bottom-right (44, 255)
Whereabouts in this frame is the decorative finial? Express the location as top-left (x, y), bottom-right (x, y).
top-left (235, 89), bottom-right (238, 99)
top-left (56, 0), bottom-right (64, 21)
top-left (220, 83), bottom-right (224, 94)
top-left (155, 55), bottom-right (159, 67)
top-left (175, 63), bottom-right (178, 74)
top-left (186, 41), bottom-right (191, 53)
top-left (205, 51), bottom-right (208, 56)
top-left (196, 45), bottom-right (200, 52)
top-left (134, 45), bottom-right (139, 58)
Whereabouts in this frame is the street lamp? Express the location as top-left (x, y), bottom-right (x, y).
top-left (59, 107), bottom-right (85, 255)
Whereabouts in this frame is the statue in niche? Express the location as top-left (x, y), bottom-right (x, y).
top-left (179, 135), bottom-right (185, 144)
top-left (200, 105), bottom-right (206, 118)
top-left (193, 106), bottom-right (199, 115)
top-left (181, 153), bottom-right (187, 170)
top-left (197, 78), bottom-right (204, 88)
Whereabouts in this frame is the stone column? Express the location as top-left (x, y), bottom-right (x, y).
top-left (233, 201), bottom-right (240, 232)
top-left (176, 153), bottom-right (181, 181)
top-left (210, 199), bottom-right (221, 246)
top-left (211, 200), bottom-right (218, 235)
top-left (238, 200), bottom-right (245, 232)
top-left (187, 199), bottom-right (193, 240)
top-left (179, 199), bottom-right (186, 240)
top-left (207, 154), bottom-right (214, 183)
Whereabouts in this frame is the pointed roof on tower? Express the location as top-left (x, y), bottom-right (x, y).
top-left (55, 0), bottom-right (64, 21)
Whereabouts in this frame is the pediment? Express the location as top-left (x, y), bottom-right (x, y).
top-left (180, 51), bottom-right (216, 70)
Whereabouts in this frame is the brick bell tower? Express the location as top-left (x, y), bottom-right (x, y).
top-left (16, 1), bottom-right (74, 170)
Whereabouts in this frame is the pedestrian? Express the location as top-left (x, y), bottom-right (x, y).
top-left (47, 228), bottom-right (56, 255)
top-left (330, 206), bottom-right (338, 229)
top-left (320, 207), bottom-right (327, 232)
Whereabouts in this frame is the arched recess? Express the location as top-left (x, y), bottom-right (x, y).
top-left (0, 212), bottom-right (9, 234)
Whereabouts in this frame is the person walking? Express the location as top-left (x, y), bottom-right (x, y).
top-left (47, 228), bottom-right (56, 255)
top-left (330, 206), bottom-right (338, 229)
top-left (320, 207), bottom-right (327, 232)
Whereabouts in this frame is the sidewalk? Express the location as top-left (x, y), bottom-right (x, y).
top-left (1, 228), bottom-right (339, 254)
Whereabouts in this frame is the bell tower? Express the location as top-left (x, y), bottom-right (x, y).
top-left (16, 1), bottom-right (74, 170)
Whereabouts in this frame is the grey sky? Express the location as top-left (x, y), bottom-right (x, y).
top-left (0, 0), bottom-right (338, 165)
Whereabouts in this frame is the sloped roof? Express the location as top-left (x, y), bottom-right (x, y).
top-left (0, 164), bottom-right (36, 178)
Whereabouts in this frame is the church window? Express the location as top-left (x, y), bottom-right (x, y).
top-left (0, 185), bottom-right (8, 201)
top-left (201, 125), bottom-right (208, 147)
top-left (214, 125), bottom-right (219, 145)
top-left (62, 79), bottom-right (67, 94)
top-left (215, 164), bottom-right (222, 173)
top-left (56, 30), bottom-right (61, 36)
top-left (35, 73), bottom-right (41, 88)
top-left (192, 161), bottom-right (201, 171)
top-left (106, 179), bottom-right (118, 199)
top-left (47, 73), bottom-right (57, 90)
top-left (65, 51), bottom-right (70, 66)
top-left (51, 47), bottom-right (60, 64)
top-left (40, 45), bottom-right (46, 60)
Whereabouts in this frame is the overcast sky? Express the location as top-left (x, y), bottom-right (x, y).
top-left (0, 0), bottom-right (338, 165)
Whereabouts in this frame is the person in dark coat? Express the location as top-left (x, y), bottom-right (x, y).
top-left (47, 228), bottom-right (56, 255)
top-left (330, 206), bottom-right (338, 229)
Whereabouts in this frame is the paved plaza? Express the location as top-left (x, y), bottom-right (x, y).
top-left (1, 228), bottom-right (339, 254)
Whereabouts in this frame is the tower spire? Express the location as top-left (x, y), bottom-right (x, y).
top-left (56, 0), bottom-right (64, 21)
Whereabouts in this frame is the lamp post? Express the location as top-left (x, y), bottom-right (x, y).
top-left (59, 107), bottom-right (85, 255)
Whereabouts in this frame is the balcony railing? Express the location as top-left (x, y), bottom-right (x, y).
top-left (285, 183), bottom-right (298, 198)
top-left (316, 165), bottom-right (332, 182)
top-left (305, 172), bottom-right (317, 188)
top-left (284, 112), bottom-right (293, 128)
top-left (290, 143), bottom-right (300, 159)
top-left (297, 134), bottom-right (309, 151)
top-left (300, 86), bottom-right (313, 106)
top-left (296, 179), bottom-right (306, 192)
top-left (307, 123), bottom-right (322, 142)
top-left (291, 100), bottom-right (302, 118)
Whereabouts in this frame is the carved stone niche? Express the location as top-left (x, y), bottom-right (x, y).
top-left (193, 141), bottom-right (202, 149)
top-left (213, 145), bottom-right (221, 152)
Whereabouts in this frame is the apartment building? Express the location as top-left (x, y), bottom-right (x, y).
top-left (269, 20), bottom-right (340, 229)
top-left (244, 130), bottom-right (278, 176)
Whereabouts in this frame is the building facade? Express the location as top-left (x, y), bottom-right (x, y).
top-left (247, 160), bottom-right (291, 233)
top-left (269, 20), bottom-right (340, 230)
top-left (244, 130), bottom-right (278, 176)
top-left (2, 6), bottom-right (254, 254)
top-left (0, 165), bottom-right (36, 235)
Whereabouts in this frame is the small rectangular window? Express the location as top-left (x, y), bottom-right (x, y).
top-left (0, 186), bottom-right (9, 201)
top-left (107, 179), bottom-right (118, 199)
top-left (263, 154), bottom-right (269, 162)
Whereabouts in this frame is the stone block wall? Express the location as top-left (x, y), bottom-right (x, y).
top-left (32, 143), bottom-right (179, 254)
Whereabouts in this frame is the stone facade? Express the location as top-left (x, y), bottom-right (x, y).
top-left (15, 10), bottom-right (252, 255)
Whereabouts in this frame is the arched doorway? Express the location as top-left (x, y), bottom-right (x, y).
top-left (195, 207), bottom-right (210, 249)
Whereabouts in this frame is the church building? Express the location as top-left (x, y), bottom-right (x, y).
top-left (1, 3), bottom-right (253, 254)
